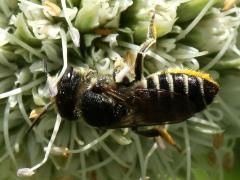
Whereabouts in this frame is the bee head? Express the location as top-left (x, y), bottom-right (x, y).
top-left (55, 67), bottom-right (95, 120)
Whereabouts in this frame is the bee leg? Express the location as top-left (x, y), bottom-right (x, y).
top-left (134, 11), bottom-right (157, 81)
top-left (155, 127), bottom-right (182, 152)
top-left (133, 126), bottom-right (182, 152)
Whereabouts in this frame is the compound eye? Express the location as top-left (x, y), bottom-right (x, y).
top-left (55, 68), bottom-right (81, 120)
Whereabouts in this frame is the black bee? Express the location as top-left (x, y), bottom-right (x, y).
top-left (55, 66), bottom-right (219, 129)
top-left (55, 13), bottom-right (219, 143)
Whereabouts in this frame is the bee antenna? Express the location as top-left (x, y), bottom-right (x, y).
top-left (26, 102), bottom-right (53, 134)
top-left (26, 117), bottom-right (41, 135)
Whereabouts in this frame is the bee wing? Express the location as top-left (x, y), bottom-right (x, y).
top-left (106, 88), bottom-right (196, 128)
top-left (103, 87), bottom-right (130, 105)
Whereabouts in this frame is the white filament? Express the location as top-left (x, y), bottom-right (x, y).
top-left (17, 114), bottom-right (62, 176)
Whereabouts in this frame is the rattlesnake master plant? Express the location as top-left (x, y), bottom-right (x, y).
top-left (0, 0), bottom-right (240, 179)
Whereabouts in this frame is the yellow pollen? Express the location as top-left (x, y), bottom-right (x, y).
top-left (43, 1), bottom-right (61, 16)
top-left (164, 69), bottom-right (219, 86)
top-left (223, 0), bottom-right (236, 11)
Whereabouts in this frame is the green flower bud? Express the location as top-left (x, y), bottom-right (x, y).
top-left (177, 0), bottom-right (223, 23)
top-left (75, 0), bottom-right (132, 32)
top-left (122, 0), bottom-right (186, 43)
top-left (185, 8), bottom-right (239, 53)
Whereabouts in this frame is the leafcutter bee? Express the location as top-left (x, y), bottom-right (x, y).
top-left (56, 67), bottom-right (219, 127)
top-left (55, 12), bottom-right (219, 148)
top-left (55, 65), bottom-right (219, 138)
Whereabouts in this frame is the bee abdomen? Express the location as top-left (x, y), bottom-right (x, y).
top-left (146, 70), bottom-right (219, 112)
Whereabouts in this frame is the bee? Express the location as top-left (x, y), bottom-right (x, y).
top-left (55, 13), bottom-right (219, 149)
top-left (56, 67), bottom-right (219, 126)
top-left (55, 64), bottom-right (219, 136)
